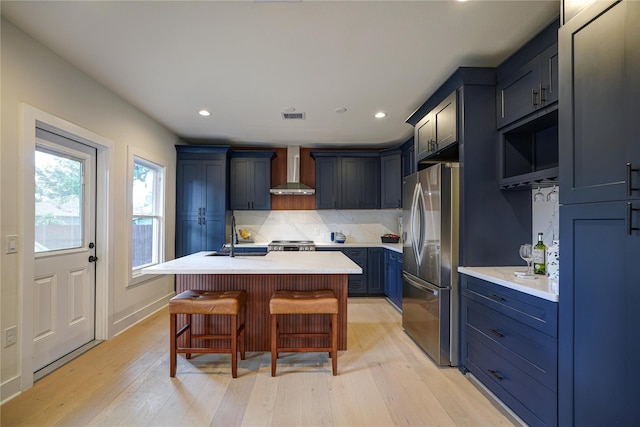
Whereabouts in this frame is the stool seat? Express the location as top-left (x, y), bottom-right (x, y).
top-left (270, 289), bottom-right (339, 376)
top-left (170, 290), bottom-right (247, 315)
top-left (270, 289), bottom-right (338, 314)
top-left (169, 289), bottom-right (246, 378)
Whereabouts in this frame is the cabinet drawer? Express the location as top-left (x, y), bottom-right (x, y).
top-left (464, 298), bottom-right (557, 391)
top-left (461, 275), bottom-right (557, 337)
top-left (464, 335), bottom-right (557, 427)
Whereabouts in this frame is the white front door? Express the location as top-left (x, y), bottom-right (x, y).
top-left (33, 128), bottom-right (97, 372)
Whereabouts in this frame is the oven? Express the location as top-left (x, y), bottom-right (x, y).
top-left (268, 240), bottom-right (316, 251)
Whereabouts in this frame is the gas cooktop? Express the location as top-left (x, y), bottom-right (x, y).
top-left (268, 240), bottom-right (316, 251)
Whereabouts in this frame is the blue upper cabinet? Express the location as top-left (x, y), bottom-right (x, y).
top-left (380, 150), bottom-right (402, 209)
top-left (229, 151), bottom-right (275, 210)
top-left (496, 42), bottom-right (558, 129)
top-left (559, 0), bottom-right (640, 205)
top-left (414, 90), bottom-right (458, 163)
top-left (312, 152), bottom-right (381, 209)
top-left (175, 145), bottom-right (230, 257)
top-left (314, 156), bottom-right (339, 209)
top-left (341, 156), bottom-right (380, 209)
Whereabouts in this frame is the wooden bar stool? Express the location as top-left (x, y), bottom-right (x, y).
top-left (169, 289), bottom-right (247, 378)
top-left (269, 289), bottom-right (339, 376)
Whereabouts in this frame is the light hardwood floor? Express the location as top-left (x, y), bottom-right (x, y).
top-left (1, 298), bottom-right (515, 426)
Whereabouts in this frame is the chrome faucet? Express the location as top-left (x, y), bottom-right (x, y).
top-left (230, 214), bottom-right (236, 257)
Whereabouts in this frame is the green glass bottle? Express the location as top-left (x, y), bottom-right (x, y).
top-left (533, 232), bottom-right (546, 275)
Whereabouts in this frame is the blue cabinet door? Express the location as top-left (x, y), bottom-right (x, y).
top-left (384, 249), bottom-right (402, 308)
top-left (340, 157), bottom-right (380, 209)
top-left (315, 157), bottom-right (339, 209)
top-left (559, 0), bottom-right (640, 204)
top-left (381, 153), bottom-right (402, 209)
top-left (367, 248), bottom-right (384, 295)
top-left (230, 157), bottom-right (272, 210)
top-left (559, 201), bottom-right (640, 427)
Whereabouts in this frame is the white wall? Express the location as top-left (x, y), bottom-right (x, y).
top-left (1, 18), bottom-right (178, 400)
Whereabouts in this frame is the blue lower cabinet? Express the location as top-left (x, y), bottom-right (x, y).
top-left (461, 274), bottom-right (558, 427)
top-left (384, 249), bottom-right (402, 308)
top-left (367, 248), bottom-right (384, 296)
top-left (318, 247), bottom-right (389, 296)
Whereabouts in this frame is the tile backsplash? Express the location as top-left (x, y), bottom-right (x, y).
top-left (233, 209), bottom-right (402, 244)
top-left (531, 186), bottom-right (559, 247)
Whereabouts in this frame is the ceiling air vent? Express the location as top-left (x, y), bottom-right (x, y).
top-left (281, 112), bottom-right (306, 120)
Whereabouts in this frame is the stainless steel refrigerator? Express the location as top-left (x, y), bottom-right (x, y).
top-left (402, 163), bottom-right (459, 366)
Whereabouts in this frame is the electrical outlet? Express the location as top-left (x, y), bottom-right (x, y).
top-left (4, 326), bottom-right (17, 348)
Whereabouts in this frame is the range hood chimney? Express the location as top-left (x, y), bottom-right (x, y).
top-left (270, 146), bottom-right (315, 195)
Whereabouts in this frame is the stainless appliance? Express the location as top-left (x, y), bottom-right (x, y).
top-left (269, 146), bottom-right (315, 195)
top-left (402, 163), bottom-right (459, 366)
top-left (268, 240), bottom-right (316, 251)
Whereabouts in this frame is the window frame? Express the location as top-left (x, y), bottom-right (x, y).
top-left (128, 147), bottom-right (166, 286)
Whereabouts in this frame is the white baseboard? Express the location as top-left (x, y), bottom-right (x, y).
top-left (111, 293), bottom-right (173, 337)
top-left (1, 375), bottom-right (23, 406)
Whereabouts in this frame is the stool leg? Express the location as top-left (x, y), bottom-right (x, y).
top-left (239, 305), bottom-right (246, 360)
top-left (331, 313), bottom-right (338, 376)
top-left (170, 313), bottom-right (177, 377)
top-left (184, 313), bottom-right (193, 360)
top-left (231, 313), bottom-right (238, 378)
top-left (271, 313), bottom-right (278, 377)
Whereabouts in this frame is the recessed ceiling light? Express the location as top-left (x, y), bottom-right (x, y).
top-left (374, 112), bottom-right (387, 119)
top-left (198, 109), bottom-right (211, 117)
top-left (335, 107), bottom-right (347, 113)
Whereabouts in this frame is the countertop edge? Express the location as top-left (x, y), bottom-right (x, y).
top-left (458, 266), bottom-right (559, 302)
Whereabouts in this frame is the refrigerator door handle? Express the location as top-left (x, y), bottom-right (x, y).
top-left (403, 272), bottom-right (441, 295)
top-left (410, 182), bottom-right (426, 268)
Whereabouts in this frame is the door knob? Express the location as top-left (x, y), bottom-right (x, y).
top-left (88, 255), bottom-right (98, 263)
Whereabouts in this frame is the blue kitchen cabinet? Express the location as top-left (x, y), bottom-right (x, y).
top-left (461, 274), bottom-right (558, 427)
top-left (495, 19), bottom-right (559, 189)
top-left (380, 150), bottom-right (402, 209)
top-left (496, 41), bottom-right (558, 130)
top-left (559, 0), bottom-right (640, 206)
top-left (558, 3), bottom-right (640, 425)
top-left (312, 152), bottom-right (380, 210)
top-left (414, 90), bottom-right (457, 163)
top-left (341, 247), bottom-right (368, 295)
top-left (384, 249), bottom-right (402, 309)
top-left (317, 246), bottom-right (388, 296)
top-left (229, 151), bottom-right (275, 210)
top-left (340, 156), bottom-right (380, 209)
top-left (401, 137), bottom-right (415, 178)
top-left (367, 247), bottom-right (384, 295)
top-left (314, 156), bottom-right (339, 209)
top-left (559, 201), bottom-right (640, 426)
top-left (176, 145), bottom-right (230, 257)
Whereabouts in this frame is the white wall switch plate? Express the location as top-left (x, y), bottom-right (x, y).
top-left (5, 235), bottom-right (18, 254)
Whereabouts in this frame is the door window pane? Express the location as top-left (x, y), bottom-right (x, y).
top-left (35, 149), bottom-right (83, 252)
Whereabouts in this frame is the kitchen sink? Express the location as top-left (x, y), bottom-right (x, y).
top-left (207, 251), bottom-right (268, 257)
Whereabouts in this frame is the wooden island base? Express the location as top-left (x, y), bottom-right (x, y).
top-left (177, 273), bottom-right (348, 351)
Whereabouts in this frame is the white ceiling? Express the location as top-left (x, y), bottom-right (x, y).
top-left (2, 0), bottom-right (559, 148)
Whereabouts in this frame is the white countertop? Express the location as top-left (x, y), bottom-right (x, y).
top-left (142, 251), bottom-right (363, 275)
top-left (458, 266), bottom-right (559, 302)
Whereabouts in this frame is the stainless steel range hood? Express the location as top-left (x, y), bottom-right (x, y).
top-left (270, 146), bottom-right (315, 195)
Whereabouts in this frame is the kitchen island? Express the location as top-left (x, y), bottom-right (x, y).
top-left (143, 251), bottom-right (362, 351)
